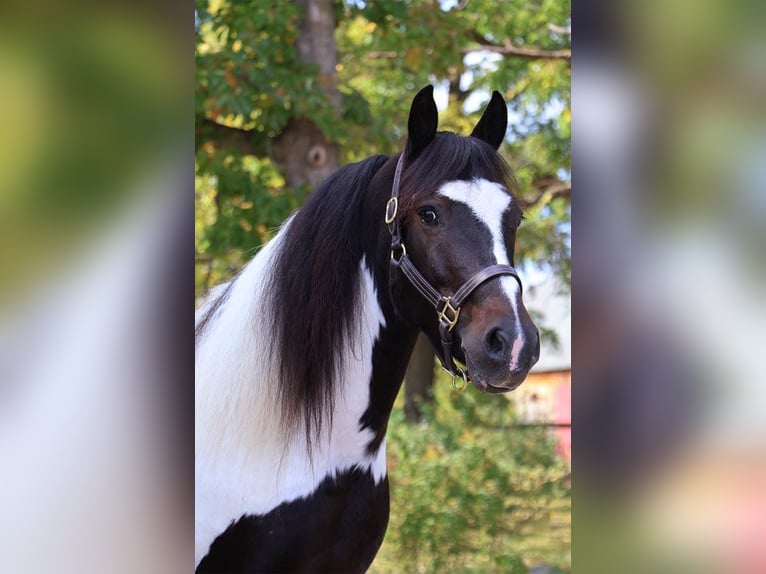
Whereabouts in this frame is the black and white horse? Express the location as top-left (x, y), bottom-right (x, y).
top-left (195, 86), bottom-right (540, 573)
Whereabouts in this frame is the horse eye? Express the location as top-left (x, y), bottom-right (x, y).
top-left (417, 207), bottom-right (439, 226)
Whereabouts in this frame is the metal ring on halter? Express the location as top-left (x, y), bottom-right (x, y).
top-left (384, 197), bottom-right (398, 224)
top-left (390, 242), bottom-right (406, 262)
top-left (444, 366), bottom-right (468, 391)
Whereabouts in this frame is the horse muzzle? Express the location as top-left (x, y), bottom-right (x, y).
top-left (461, 317), bottom-right (540, 393)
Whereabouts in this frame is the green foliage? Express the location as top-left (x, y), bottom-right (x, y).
top-left (195, 0), bottom-right (571, 296)
top-left (195, 153), bottom-right (310, 294)
top-left (196, 1), bottom-right (339, 138)
top-left (371, 371), bottom-right (571, 572)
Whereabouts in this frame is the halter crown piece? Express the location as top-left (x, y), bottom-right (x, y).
top-left (386, 154), bottom-right (523, 390)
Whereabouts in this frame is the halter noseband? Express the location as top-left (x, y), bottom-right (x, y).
top-left (386, 154), bottom-right (522, 389)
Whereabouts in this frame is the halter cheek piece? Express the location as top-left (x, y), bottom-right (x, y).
top-left (386, 154), bottom-right (522, 390)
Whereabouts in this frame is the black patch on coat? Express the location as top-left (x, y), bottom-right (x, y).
top-left (196, 467), bottom-right (390, 574)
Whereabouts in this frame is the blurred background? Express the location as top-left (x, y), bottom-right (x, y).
top-left (195, 0), bottom-right (571, 571)
top-left (574, 0), bottom-right (766, 572)
top-left (0, 2), bottom-right (193, 573)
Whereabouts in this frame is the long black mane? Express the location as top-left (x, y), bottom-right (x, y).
top-left (268, 154), bottom-right (389, 449)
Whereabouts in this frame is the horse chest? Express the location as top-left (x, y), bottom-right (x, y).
top-left (196, 468), bottom-right (390, 574)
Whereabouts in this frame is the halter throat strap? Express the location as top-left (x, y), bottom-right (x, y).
top-left (385, 154), bottom-right (522, 383)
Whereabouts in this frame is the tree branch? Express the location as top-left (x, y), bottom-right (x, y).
top-left (519, 179), bottom-right (571, 208)
top-left (465, 31), bottom-right (571, 62)
top-left (547, 23), bottom-right (571, 36)
top-left (195, 117), bottom-right (269, 158)
top-left (366, 51), bottom-right (398, 59)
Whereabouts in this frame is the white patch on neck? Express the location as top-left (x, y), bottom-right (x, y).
top-left (194, 226), bottom-right (387, 566)
top-left (438, 179), bottom-right (526, 367)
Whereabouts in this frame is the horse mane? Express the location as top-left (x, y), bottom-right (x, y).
top-left (268, 154), bottom-right (390, 452)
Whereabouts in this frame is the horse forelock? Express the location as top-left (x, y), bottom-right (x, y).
top-left (399, 132), bottom-right (518, 212)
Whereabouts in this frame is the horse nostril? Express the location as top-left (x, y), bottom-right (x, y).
top-left (483, 327), bottom-right (508, 360)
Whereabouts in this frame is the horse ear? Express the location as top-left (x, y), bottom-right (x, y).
top-left (470, 91), bottom-right (508, 150)
top-left (405, 85), bottom-right (438, 162)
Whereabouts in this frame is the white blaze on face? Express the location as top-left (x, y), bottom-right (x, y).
top-left (438, 179), bottom-right (526, 371)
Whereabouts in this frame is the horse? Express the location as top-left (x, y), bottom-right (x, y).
top-left (195, 85), bottom-right (540, 573)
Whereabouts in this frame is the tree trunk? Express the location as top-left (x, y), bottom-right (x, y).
top-left (404, 334), bottom-right (435, 422)
top-left (273, 118), bottom-right (340, 190)
top-left (273, 0), bottom-right (341, 189)
top-left (294, 0), bottom-right (341, 114)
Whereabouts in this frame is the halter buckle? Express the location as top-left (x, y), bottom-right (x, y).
top-left (384, 197), bottom-right (398, 224)
top-left (437, 297), bottom-right (460, 331)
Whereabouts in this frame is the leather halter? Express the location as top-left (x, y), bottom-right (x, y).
top-left (386, 154), bottom-right (522, 388)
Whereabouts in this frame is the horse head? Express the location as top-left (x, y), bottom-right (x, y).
top-left (389, 86), bottom-right (540, 392)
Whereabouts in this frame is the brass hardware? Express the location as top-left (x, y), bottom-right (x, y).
top-left (452, 367), bottom-right (468, 391)
top-left (384, 197), bottom-right (398, 224)
top-left (437, 297), bottom-right (460, 331)
top-left (390, 242), bottom-right (406, 261)
top-left (441, 365), bottom-right (468, 391)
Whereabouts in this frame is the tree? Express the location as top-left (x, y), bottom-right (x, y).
top-left (195, 0), bottom-right (570, 296)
